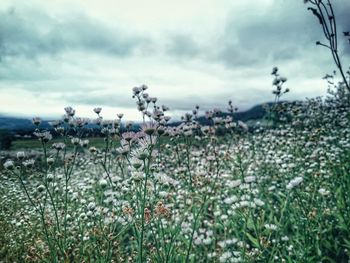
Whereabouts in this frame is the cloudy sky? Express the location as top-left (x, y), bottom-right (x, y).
top-left (0, 0), bottom-right (349, 120)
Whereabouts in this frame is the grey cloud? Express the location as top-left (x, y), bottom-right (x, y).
top-left (58, 91), bottom-right (135, 108)
top-left (216, 1), bottom-right (349, 70)
top-left (0, 7), bottom-right (149, 60)
top-left (336, 5), bottom-right (350, 56)
top-left (166, 34), bottom-right (200, 58)
top-left (161, 1), bottom-right (350, 69)
top-left (218, 5), bottom-right (321, 69)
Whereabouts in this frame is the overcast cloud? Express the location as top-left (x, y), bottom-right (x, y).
top-left (0, 0), bottom-right (349, 120)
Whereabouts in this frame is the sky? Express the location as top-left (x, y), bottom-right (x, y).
top-left (0, 0), bottom-right (349, 121)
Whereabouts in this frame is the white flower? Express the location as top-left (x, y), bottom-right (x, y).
top-left (64, 106), bottom-right (75, 116)
top-left (281, 236), bottom-right (289, 241)
top-left (16, 151), bottom-right (25, 160)
top-left (87, 202), bottom-right (96, 211)
top-left (37, 185), bottom-right (45, 192)
top-left (46, 173), bottom-right (54, 182)
top-left (4, 160), bottom-right (14, 170)
top-left (22, 159), bottom-right (35, 168)
top-left (265, 224), bottom-right (277, 230)
top-left (244, 176), bottom-right (256, 183)
top-left (93, 107), bottom-right (102, 114)
top-left (224, 196), bottom-right (238, 205)
top-left (238, 120), bottom-right (248, 131)
top-left (99, 179), bottom-right (108, 187)
top-left (32, 117), bottom-right (42, 126)
top-left (318, 188), bottom-right (330, 196)
top-left (228, 179), bottom-right (242, 188)
top-left (71, 137), bottom-right (80, 146)
top-left (254, 198), bottom-right (265, 206)
top-left (286, 177), bottom-right (303, 190)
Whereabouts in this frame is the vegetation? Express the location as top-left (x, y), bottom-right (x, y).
top-left (0, 1), bottom-right (349, 262)
top-left (0, 129), bottom-right (13, 150)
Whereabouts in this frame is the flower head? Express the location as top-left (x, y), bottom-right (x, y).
top-left (4, 160), bottom-right (14, 170)
top-left (286, 177), bottom-right (303, 190)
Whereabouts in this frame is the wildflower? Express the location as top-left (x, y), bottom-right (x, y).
top-left (16, 151), bottom-right (25, 160)
top-left (71, 137), bottom-right (80, 146)
top-left (122, 206), bottom-right (134, 217)
top-left (154, 201), bottom-right (170, 218)
top-left (80, 139), bottom-right (89, 148)
top-left (99, 179), bottom-right (108, 188)
top-left (318, 188), bottom-right (330, 196)
top-left (281, 236), bottom-right (289, 241)
top-left (157, 125), bottom-right (166, 136)
top-left (47, 158), bottom-right (55, 165)
top-left (22, 159), bottom-right (35, 168)
top-left (132, 86), bottom-right (142, 96)
top-left (131, 158), bottom-right (143, 170)
top-left (130, 147), bottom-right (148, 161)
top-left (161, 105), bottom-right (169, 111)
top-left (62, 114), bottom-right (70, 122)
top-left (271, 66), bottom-right (278, 75)
top-left (144, 208), bottom-right (152, 224)
top-left (93, 107), bottom-right (102, 115)
top-left (34, 131), bottom-right (52, 143)
top-left (254, 198), bottom-right (265, 206)
top-left (37, 185), bottom-right (45, 192)
top-left (265, 224), bottom-right (278, 230)
top-left (227, 179), bottom-right (241, 188)
top-left (4, 160), bottom-right (14, 170)
top-left (141, 122), bottom-right (158, 136)
top-left (138, 135), bottom-right (157, 148)
top-left (244, 176), bottom-right (256, 183)
top-left (46, 173), bottom-right (54, 182)
top-left (89, 146), bottom-right (97, 153)
top-left (238, 121), bottom-right (248, 131)
top-left (49, 120), bottom-right (61, 127)
top-left (286, 177), bottom-right (303, 190)
top-left (56, 126), bottom-right (65, 134)
top-left (64, 106), bottom-right (75, 116)
top-left (87, 202), bottom-right (96, 211)
top-left (52, 142), bottom-right (65, 151)
top-left (122, 132), bottom-right (135, 142)
top-left (117, 145), bottom-right (130, 156)
top-left (280, 76), bottom-right (288, 82)
top-left (32, 117), bottom-right (41, 126)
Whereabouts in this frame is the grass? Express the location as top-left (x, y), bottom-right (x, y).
top-left (11, 137), bottom-right (108, 150)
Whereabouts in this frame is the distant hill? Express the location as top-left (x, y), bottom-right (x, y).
top-left (0, 103), bottom-right (270, 132)
top-left (170, 103), bottom-right (270, 127)
top-left (0, 116), bottom-right (50, 132)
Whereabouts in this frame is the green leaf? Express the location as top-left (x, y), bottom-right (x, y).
top-left (245, 232), bottom-right (259, 248)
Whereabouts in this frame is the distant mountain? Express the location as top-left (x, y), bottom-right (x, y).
top-left (0, 103), bottom-right (270, 132)
top-left (0, 116), bottom-right (49, 132)
top-left (170, 103), bottom-right (270, 127)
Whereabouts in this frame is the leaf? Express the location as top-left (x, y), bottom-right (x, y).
top-left (245, 232), bottom-right (260, 248)
top-left (343, 239), bottom-right (350, 250)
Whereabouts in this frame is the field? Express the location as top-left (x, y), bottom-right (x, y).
top-left (10, 137), bottom-right (108, 151)
top-left (0, 0), bottom-right (350, 263)
top-left (0, 83), bottom-right (349, 263)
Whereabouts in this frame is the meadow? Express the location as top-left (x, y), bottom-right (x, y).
top-left (1, 1), bottom-right (350, 262)
top-left (0, 74), bottom-right (349, 262)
